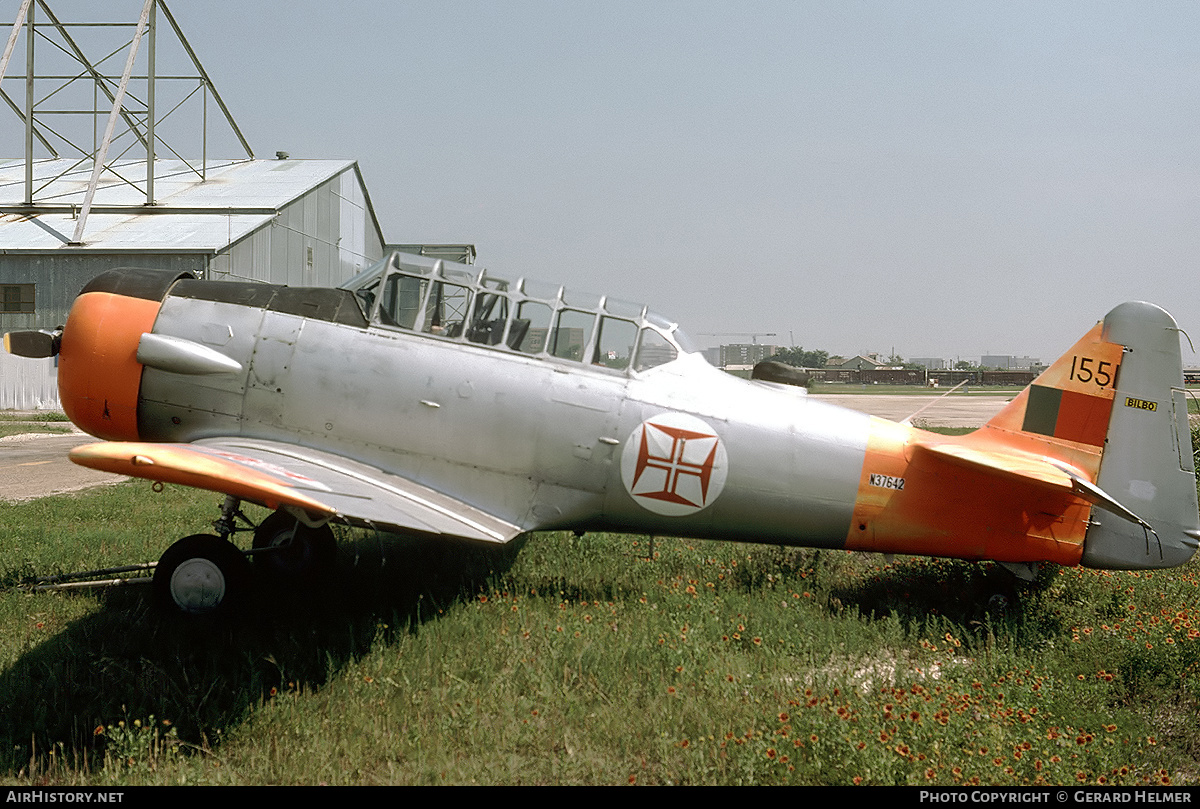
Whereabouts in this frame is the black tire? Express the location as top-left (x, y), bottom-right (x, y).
top-left (153, 534), bottom-right (251, 616)
top-left (252, 510), bottom-right (337, 586)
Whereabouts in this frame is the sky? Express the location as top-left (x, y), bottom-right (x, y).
top-left (11, 1), bottom-right (1200, 364)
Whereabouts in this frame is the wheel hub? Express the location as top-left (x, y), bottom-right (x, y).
top-left (169, 557), bottom-right (226, 614)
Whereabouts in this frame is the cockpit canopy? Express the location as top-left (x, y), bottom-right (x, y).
top-left (340, 252), bottom-right (693, 372)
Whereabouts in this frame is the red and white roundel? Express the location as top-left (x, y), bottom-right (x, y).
top-left (621, 413), bottom-right (728, 516)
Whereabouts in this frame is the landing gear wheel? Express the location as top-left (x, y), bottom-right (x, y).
top-left (252, 510), bottom-right (336, 586)
top-left (153, 534), bottom-right (251, 616)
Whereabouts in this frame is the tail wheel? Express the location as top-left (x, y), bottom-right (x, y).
top-left (252, 510), bottom-right (336, 585)
top-left (153, 534), bottom-right (251, 616)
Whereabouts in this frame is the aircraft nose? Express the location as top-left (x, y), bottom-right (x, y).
top-left (58, 269), bottom-right (192, 440)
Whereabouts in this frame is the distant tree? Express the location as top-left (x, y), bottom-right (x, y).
top-left (887, 353), bottom-right (926, 371)
top-left (772, 347), bottom-right (829, 368)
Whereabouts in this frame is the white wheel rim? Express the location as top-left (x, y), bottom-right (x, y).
top-left (169, 557), bottom-right (226, 614)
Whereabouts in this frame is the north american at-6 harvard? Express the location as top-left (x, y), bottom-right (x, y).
top-left (5, 252), bottom-right (1198, 615)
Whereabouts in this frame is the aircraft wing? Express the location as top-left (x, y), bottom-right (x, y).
top-left (68, 438), bottom-right (524, 544)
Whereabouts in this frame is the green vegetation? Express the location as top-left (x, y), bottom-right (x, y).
top-left (0, 431), bottom-right (1198, 786)
top-left (771, 347), bottom-right (830, 369)
top-left (0, 411), bottom-right (70, 422)
top-left (0, 424), bottom-right (72, 438)
top-left (0, 411), bottom-right (72, 438)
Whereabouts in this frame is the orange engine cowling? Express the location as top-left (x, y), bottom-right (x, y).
top-left (57, 269), bottom-right (192, 441)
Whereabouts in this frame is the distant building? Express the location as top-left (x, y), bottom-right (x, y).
top-left (827, 354), bottom-right (886, 371)
top-left (719, 343), bottom-right (778, 368)
top-left (909, 357), bottom-right (947, 370)
top-left (981, 355), bottom-right (1042, 371)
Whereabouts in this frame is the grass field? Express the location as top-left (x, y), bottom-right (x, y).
top-left (0, 427), bottom-right (1198, 786)
top-left (0, 411), bottom-right (72, 439)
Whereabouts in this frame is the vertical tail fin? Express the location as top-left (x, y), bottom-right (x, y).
top-left (983, 302), bottom-right (1199, 569)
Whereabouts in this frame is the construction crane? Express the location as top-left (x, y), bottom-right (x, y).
top-left (697, 332), bottom-right (778, 345)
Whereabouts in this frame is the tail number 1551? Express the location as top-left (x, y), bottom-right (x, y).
top-left (1069, 356), bottom-right (1115, 389)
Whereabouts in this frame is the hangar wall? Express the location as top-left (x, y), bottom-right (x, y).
top-left (207, 165), bottom-right (382, 287)
top-left (0, 161), bottom-right (386, 410)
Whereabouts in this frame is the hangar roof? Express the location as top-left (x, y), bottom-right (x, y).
top-left (0, 158), bottom-right (381, 253)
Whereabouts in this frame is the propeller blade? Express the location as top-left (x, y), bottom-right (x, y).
top-left (3, 329), bottom-right (62, 358)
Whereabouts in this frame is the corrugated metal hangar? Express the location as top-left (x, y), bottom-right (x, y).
top-left (0, 157), bottom-right (387, 408)
top-left (0, 1), bottom-right (465, 408)
top-left (0, 156), bottom-right (386, 331)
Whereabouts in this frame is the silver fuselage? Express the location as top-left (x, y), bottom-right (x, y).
top-left (137, 286), bottom-right (872, 548)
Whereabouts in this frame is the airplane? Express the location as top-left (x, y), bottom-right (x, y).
top-left (4, 251), bottom-right (1198, 616)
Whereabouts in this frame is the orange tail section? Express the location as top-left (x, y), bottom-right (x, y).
top-left (977, 319), bottom-right (1124, 478)
top-left (847, 303), bottom-right (1198, 571)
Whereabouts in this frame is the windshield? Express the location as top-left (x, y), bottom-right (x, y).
top-left (343, 251), bottom-right (688, 372)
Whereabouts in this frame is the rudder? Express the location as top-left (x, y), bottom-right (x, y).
top-left (1083, 302), bottom-right (1199, 568)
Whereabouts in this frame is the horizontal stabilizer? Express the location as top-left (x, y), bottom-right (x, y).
top-left (916, 439), bottom-right (1158, 532)
top-left (913, 441), bottom-right (1077, 494)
